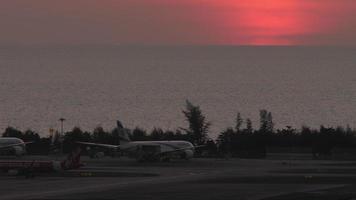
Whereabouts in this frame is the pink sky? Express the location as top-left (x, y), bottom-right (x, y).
top-left (1, 0), bottom-right (355, 45)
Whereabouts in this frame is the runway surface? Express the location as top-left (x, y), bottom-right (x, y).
top-left (1, 157), bottom-right (356, 200)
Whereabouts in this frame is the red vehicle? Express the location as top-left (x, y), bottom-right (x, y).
top-left (0, 147), bottom-right (82, 177)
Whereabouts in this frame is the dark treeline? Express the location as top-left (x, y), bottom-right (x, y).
top-left (2, 101), bottom-right (356, 158)
top-left (217, 110), bottom-right (356, 158)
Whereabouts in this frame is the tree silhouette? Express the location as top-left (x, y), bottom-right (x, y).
top-left (2, 127), bottom-right (23, 138)
top-left (131, 127), bottom-right (148, 141)
top-left (235, 112), bottom-right (243, 133)
top-left (182, 100), bottom-right (210, 145)
top-left (245, 118), bottom-right (253, 133)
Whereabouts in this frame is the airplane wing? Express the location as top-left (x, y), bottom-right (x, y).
top-left (157, 145), bottom-right (205, 156)
top-left (76, 142), bottom-right (120, 149)
top-left (0, 142), bottom-right (33, 150)
top-left (24, 141), bottom-right (34, 145)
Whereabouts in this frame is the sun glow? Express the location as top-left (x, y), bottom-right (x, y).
top-left (1, 0), bottom-right (354, 45)
top-left (217, 0), bottom-right (313, 45)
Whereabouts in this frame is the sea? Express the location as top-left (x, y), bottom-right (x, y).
top-left (0, 45), bottom-right (355, 137)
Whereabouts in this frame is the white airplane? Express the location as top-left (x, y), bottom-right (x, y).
top-left (0, 137), bottom-right (32, 156)
top-left (78, 121), bottom-right (202, 162)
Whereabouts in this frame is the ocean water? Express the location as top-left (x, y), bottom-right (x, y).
top-left (0, 46), bottom-right (355, 137)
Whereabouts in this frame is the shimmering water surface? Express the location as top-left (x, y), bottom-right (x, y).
top-left (0, 46), bottom-right (355, 137)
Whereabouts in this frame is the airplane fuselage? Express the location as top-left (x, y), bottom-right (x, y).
top-left (120, 140), bottom-right (195, 161)
top-left (0, 138), bottom-right (26, 156)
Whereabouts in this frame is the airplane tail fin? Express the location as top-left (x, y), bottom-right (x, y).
top-left (117, 120), bottom-right (131, 144)
top-left (61, 147), bottom-right (82, 170)
top-left (118, 129), bottom-right (131, 144)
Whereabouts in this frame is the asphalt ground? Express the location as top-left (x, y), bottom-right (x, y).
top-left (0, 156), bottom-right (355, 200)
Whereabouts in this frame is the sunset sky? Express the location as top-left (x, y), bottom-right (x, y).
top-left (1, 0), bottom-right (355, 45)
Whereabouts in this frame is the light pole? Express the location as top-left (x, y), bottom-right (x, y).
top-left (59, 118), bottom-right (66, 155)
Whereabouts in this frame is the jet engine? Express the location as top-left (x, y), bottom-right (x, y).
top-left (183, 149), bottom-right (194, 159)
top-left (13, 146), bottom-right (24, 156)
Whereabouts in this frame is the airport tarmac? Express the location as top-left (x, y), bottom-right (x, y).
top-left (1, 156), bottom-right (356, 200)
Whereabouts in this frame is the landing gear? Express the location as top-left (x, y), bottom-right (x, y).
top-left (161, 157), bottom-right (171, 162)
top-left (22, 167), bottom-right (36, 179)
